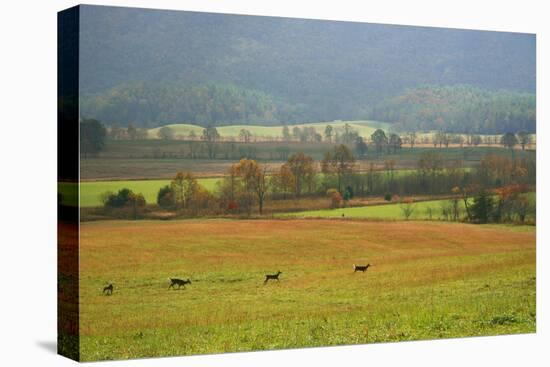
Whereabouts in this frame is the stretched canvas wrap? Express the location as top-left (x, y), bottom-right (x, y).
top-left (58, 4), bottom-right (536, 362)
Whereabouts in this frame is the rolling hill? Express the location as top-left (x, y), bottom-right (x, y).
top-left (147, 120), bottom-right (390, 139)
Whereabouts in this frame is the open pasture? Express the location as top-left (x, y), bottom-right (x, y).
top-left (279, 193), bottom-right (535, 221)
top-left (78, 219), bottom-right (535, 361)
top-left (147, 120), bottom-right (390, 140)
top-left (279, 198), bottom-right (468, 220)
top-left (76, 178), bottom-right (221, 208)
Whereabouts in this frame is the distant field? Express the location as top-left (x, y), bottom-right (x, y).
top-left (77, 178), bottom-right (221, 207)
top-left (76, 219), bottom-right (535, 361)
top-left (279, 193), bottom-right (535, 221)
top-left (82, 144), bottom-right (533, 180)
top-left (279, 198), bottom-right (466, 220)
top-left (147, 120), bottom-right (390, 140)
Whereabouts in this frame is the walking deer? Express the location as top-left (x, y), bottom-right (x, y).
top-left (169, 278), bottom-right (191, 289)
top-left (264, 271), bottom-right (282, 284)
top-left (353, 264), bottom-right (371, 273)
top-left (103, 283), bottom-right (113, 295)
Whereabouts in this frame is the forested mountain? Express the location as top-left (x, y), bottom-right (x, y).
top-left (80, 82), bottom-right (306, 127)
top-left (370, 85), bottom-right (536, 133)
top-left (79, 5), bottom-right (535, 131)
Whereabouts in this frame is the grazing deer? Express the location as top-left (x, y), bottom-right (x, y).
top-left (264, 271), bottom-right (282, 284)
top-left (169, 278), bottom-right (191, 289)
top-left (353, 264), bottom-right (371, 273)
top-left (103, 284), bottom-right (113, 295)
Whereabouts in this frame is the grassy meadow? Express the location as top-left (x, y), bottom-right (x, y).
top-left (77, 178), bottom-right (220, 208)
top-left (147, 120), bottom-right (390, 140)
top-left (78, 219), bottom-right (535, 361)
top-left (279, 193), bottom-right (535, 221)
top-left (279, 198), bottom-right (468, 220)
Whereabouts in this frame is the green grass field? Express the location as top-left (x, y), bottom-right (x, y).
top-left (147, 120), bottom-right (390, 139)
top-left (279, 198), bottom-right (469, 220)
top-left (69, 178), bottom-right (221, 207)
top-left (75, 219), bottom-right (536, 361)
top-left (279, 194), bottom-right (535, 221)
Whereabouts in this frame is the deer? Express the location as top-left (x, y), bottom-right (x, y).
top-left (264, 271), bottom-right (282, 284)
top-left (169, 278), bottom-right (191, 289)
top-left (353, 264), bottom-right (371, 273)
top-left (103, 283), bottom-right (113, 295)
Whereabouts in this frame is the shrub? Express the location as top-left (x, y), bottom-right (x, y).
top-left (343, 186), bottom-right (354, 201)
top-left (104, 188), bottom-right (146, 209)
top-left (157, 185), bottom-right (175, 209)
top-left (384, 193), bottom-right (393, 201)
top-left (399, 198), bottom-right (415, 220)
top-left (327, 188), bottom-right (343, 208)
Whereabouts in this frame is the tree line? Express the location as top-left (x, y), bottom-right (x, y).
top-left (101, 145), bottom-right (535, 224)
top-left (81, 118), bottom-right (534, 161)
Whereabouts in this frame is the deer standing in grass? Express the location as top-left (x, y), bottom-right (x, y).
top-left (353, 264), bottom-right (371, 273)
top-left (103, 284), bottom-right (113, 295)
top-left (169, 278), bottom-right (191, 289)
top-left (264, 271), bottom-right (282, 284)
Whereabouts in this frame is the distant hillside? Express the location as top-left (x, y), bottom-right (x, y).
top-left (79, 5), bottom-right (535, 128)
top-left (370, 85), bottom-right (536, 133)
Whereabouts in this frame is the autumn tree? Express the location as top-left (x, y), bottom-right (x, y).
top-left (494, 184), bottom-right (529, 222)
top-left (285, 152), bottom-right (317, 198)
top-left (321, 144), bottom-right (356, 193)
top-left (327, 188), bottom-right (343, 208)
top-left (171, 171), bottom-right (199, 210)
top-left (234, 159), bottom-right (269, 214)
top-left (271, 164), bottom-right (294, 199)
top-left (217, 165), bottom-right (240, 211)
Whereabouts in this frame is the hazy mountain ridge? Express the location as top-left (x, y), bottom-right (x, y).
top-left (79, 5), bottom-right (536, 130)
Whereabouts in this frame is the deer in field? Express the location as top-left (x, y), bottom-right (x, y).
top-left (264, 271), bottom-right (282, 284)
top-left (169, 278), bottom-right (191, 289)
top-left (353, 264), bottom-right (371, 273)
top-left (103, 283), bottom-right (113, 295)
